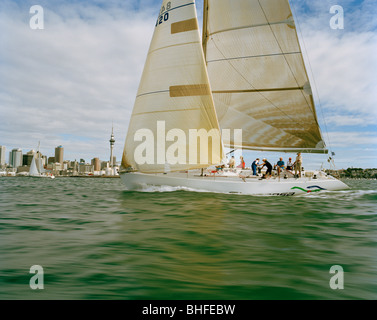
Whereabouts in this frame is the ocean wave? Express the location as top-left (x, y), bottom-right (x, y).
top-left (298, 188), bottom-right (377, 202)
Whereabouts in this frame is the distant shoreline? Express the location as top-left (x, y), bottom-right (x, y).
top-left (60, 175), bottom-right (120, 178)
top-left (0, 175), bottom-right (120, 178)
top-left (325, 168), bottom-right (377, 179)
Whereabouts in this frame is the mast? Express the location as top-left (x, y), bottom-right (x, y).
top-left (202, 0), bottom-right (209, 60)
top-left (36, 141), bottom-right (42, 173)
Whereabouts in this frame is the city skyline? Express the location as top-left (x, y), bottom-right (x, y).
top-left (0, 0), bottom-right (376, 169)
top-left (0, 142), bottom-right (120, 178)
top-left (0, 127), bottom-right (118, 168)
top-left (0, 142), bottom-right (118, 167)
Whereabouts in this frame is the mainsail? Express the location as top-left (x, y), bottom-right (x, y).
top-left (122, 0), bottom-right (223, 173)
top-left (29, 155), bottom-right (39, 176)
top-left (203, 0), bottom-right (327, 153)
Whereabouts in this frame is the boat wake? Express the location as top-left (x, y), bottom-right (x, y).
top-left (298, 188), bottom-right (377, 201)
top-left (125, 183), bottom-right (282, 196)
top-left (126, 184), bottom-right (211, 194)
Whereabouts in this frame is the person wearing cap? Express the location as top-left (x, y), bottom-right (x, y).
top-left (251, 158), bottom-right (259, 176)
top-left (286, 157), bottom-right (294, 173)
top-left (294, 152), bottom-right (303, 177)
top-left (260, 158), bottom-right (272, 179)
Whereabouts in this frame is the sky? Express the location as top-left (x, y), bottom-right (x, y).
top-left (0, 0), bottom-right (376, 169)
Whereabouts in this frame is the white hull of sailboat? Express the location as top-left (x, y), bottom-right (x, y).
top-left (29, 174), bottom-right (55, 179)
top-left (120, 171), bottom-right (348, 195)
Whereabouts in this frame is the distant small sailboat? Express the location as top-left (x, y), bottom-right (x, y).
top-left (120, 0), bottom-right (348, 195)
top-left (29, 144), bottom-right (55, 179)
top-left (29, 154), bottom-right (55, 178)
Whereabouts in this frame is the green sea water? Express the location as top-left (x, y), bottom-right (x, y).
top-left (0, 177), bottom-right (376, 300)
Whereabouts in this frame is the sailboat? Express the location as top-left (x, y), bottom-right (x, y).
top-left (120, 0), bottom-right (348, 195)
top-left (29, 149), bottom-right (55, 179)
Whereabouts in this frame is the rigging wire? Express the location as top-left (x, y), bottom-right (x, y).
top-left (289, 0), bottom-right (335, 161)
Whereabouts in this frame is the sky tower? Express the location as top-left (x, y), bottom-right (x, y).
top-left (109, 125), bottom-right (115, 167)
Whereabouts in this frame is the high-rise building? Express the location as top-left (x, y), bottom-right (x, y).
top-left (101, 161), bottom-right (109, 170)
top-left (55, 145), bottom-right (64, 164)
top-left (0, 146), bottom-right (5, 165)
top-left (91, 158), bottom-right (101, 171)
top-left (78, 163), bottom-right (94, 174)
top-left (23, 149), bottom-right (36, 166)
top-left (9, 148), bottom-right (23, 168)
top-left (109, 126), bottom-right (115, 167)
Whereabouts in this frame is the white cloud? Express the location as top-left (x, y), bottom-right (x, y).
top-left (328, 131), bottom-right (377, 147)
top-left (326, 114), bottom-right (376, 127)
top-left (303, 31), bottom-right (377, 117)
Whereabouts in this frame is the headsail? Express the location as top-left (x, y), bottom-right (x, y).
top-left (122, 0), bottom-right (224, 173)
top-left (37, 156), bottom-right (46, 173)
top-left (203, 0), bottom-right (327, 153)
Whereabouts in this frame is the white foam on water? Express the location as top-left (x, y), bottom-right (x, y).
top-left (129, 183), bottom-right (211, 194)
top-left (299, 188), bottom-right (377, 201)
top-left (126, 184), bottom-right (288, 197)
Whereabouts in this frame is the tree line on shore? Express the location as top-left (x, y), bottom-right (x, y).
top-left (326, 168), bottom-right (377, 179)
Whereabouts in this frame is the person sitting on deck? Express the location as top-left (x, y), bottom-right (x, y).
top-left (275, 157), bottom-right (285, 177)
top-left (228, 156), bottom-right (235, 168)
top-left (286, 157), bottom-right (294, 173)
top-left (237, 156), bottom-right (245, 169)
top-left (215, 164), bottom-right (225, 173)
